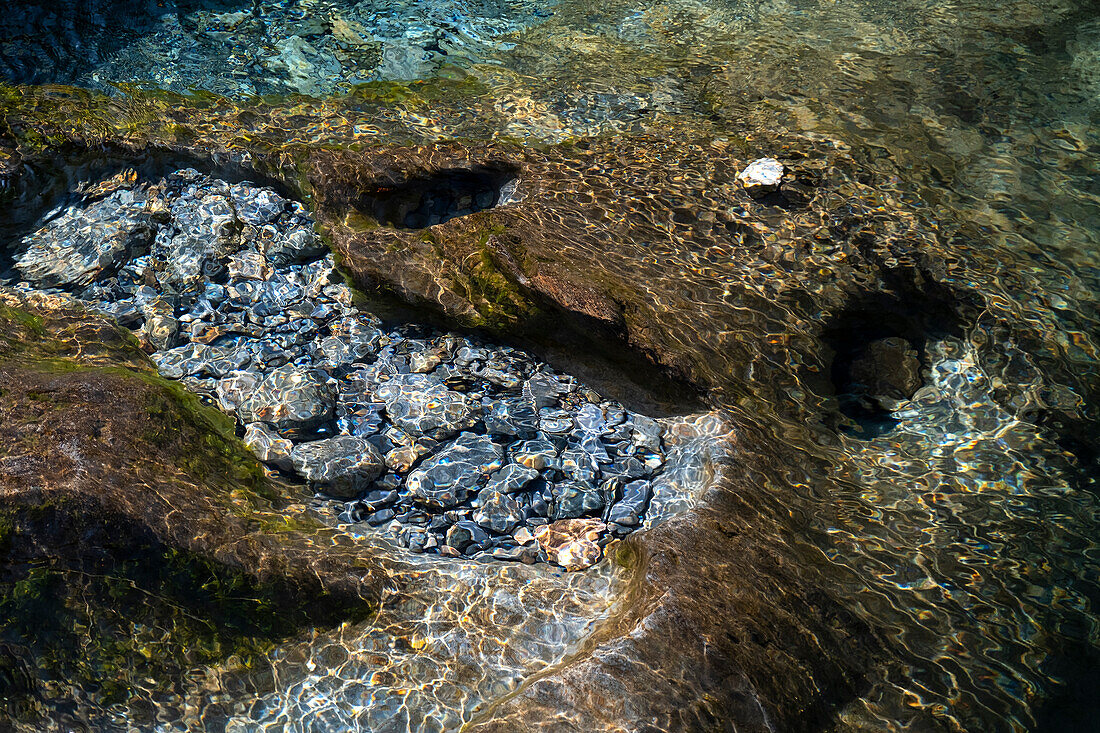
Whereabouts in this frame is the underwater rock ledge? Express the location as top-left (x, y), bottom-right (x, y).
top-left (0, 291), bottom-right (387, 718)
top-left (468, 416), bottom-right (882, 733)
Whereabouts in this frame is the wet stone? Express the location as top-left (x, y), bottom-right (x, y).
top-left (230, 184), bottom-right (287, 226)
top-left (15, 190), bottom-right (156, 288)
top-left (538, 408), bottom-right (575, 435)
top-left (445, 520), bottom-right (490, 554)
top-left (738, 157), bottom-right (785, 195)
top-left (511, 438), bottom-right (560, 470)
top-left (602, 452), bottom-right (648, 480)
top-left (227, 251), bottom-right (272, 281)
top-left (523, 370), bottom-right (574, 409)
top-left (142, 314), bottom-right (181, 351)
top-left (243, 422), bottom-right (294, 471)
top-left (289, 435), bottom-right (385, 499)
top-left (473, 490), bottom-right (526, 534)
top-left (489, 544), bottom-right (539, 564)
top-left (406, 432), bottom-right (505, 509)
top-left (607, 479), bottom-right (652, 527)
top-left (237, 364), bottom-right (336, 430)
top-left (482, 396), bottom-right (539, 437)
top-left (535, 518), bottom-right (607, 571)
top-left (484, 463), bottom-right (539, 494)
top-left (365, 508), bottom-right (395, 526)
top-left (551, 480), bottom-right (605, 520)
top-left (384, 444), bottom-right (428, 473)
top-left (630, 413), bottom-right (664, 452)
top-left (848, 336), bottom-right (923, 410)
top-left (376, 373), bottom-right (477, 440)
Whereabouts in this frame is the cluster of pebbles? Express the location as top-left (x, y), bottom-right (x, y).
top-left (5, 169), bottom-right (669, 570)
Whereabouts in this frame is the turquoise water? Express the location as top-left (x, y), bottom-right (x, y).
top-left (2, 0), bottom-right (1100, 731)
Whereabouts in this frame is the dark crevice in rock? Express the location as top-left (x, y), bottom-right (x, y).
top-left (820, 272), bottom-right (974, 439)
top-left (354, 163), bottom-right (519, 229)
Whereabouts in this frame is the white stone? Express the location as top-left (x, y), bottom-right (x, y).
top-left (737, 158), bottom-right (784, 194)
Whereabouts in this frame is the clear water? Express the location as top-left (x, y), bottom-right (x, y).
top-left (2, 0), bottom-right (1100, 731)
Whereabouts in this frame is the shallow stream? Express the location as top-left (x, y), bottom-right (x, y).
top-left (1, 0), bottom-right (1099, 731)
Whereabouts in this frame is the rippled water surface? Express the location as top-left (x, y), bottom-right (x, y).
top-left (2, 0), bottom-right (1100, 731)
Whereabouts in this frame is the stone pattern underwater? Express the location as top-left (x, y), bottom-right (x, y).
top-left (6, 169), bottom-right (677, 572)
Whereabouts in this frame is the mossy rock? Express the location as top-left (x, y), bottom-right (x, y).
top-left (0, 293), bottom-right (384, 722)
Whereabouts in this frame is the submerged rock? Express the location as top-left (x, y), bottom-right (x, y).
top-left (243, 421), bottom-right (294, 471)
top-left (375, 373), bottom-right (477, 439)
top-left (847, 336), bottom-right (922, 410)
top-left (406, 432), bottom-right (505, 508)
top-left (237, 364), bottom-right (336, 431)
top-left (737, 157), bottom-right (784, 195)
top-left (534, 518), bottom-right (606, 570)
top-left (484, 463), bottom-right (539, 494)
top-left (15, 190), bottom-right (156, 287)
top-left (289, 435), bottom-right (384, 498)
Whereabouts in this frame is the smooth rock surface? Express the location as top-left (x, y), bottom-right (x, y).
top-left (289, 436), bottom-right (385, 498)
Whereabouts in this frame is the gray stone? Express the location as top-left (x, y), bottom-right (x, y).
top-left (484, 463), bottom-right (539, 494)
top-left (445, 520), bottom-right (490, 553)
top-left (551, 480), bottom-right (605, 520)
top-left (142, 314), bottom-right (182, 351)
top-left (473, 491), bottom-right (525, 534)
top-left (242, 422), bottom-right (294, 471)
top-left (603, 455), bottom-right (648, 480)
top-left (607, 479), bottom-right (652, 527)
top-left (490, 545), bottom-right (539, 563)
top-left (473, 363), bottom-right (523, 390)
top-left (406, 432), bottom-right (504, 509)
top-left (511, 438), bottom-right (559, 470)
top-left (523, 371), bottom-right (574, 410)
top-left (237, 364), bottom-right (336, 430)
top-left (156, 194), bottom-right (241, 287)
top-left (482, 397), bottom-right (539, 437)
top-left (15, 190), bottom-right (156, 288)
top-left (539, 407), bottom-right (575, 435)
top-left (376, 373), bottom-right (477, 440)
top-left (289, 435), bottom-right (385, 499)
top-left (227, 251), bottom-right (272, 281)
top-left (150, 342), bottom-right (210, 380)
top-left (630, 414), bottom-right (664, 452)
top-left (230, 184), bottom-right (287, 226)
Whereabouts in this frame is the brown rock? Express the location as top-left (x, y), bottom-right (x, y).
top-left (534, 518), bottom-right (606, 570)
top-left (0, 291), bottom-right (386, 708)
top-left (848, 336), bottom-right (922, 406)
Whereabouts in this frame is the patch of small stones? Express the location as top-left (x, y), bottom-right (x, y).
top-left (7, 168), bottom-right (669, 570)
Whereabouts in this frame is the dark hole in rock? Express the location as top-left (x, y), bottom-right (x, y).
top-left (356, 163), bottom-right (519, 229)
top-left (821, 276), bottom-right (970, 439)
